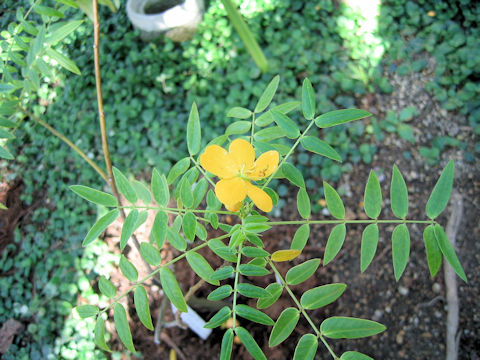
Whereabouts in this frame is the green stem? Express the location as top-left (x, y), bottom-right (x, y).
top-left (118, 205), bottom-right (234, 215)
top-left (267, 219), bottom-right (436, 226)
top-left (250, 111), bottom-right (256, 144)
top-left (100, 233), bottom-right (230, 313)
top-left (190, 155), bottom-right (216, 188)
top-left (262, 118), bottom-right (316, 189)
top-left (232, 242), bottom-right (243, 330)
top-left (268, 259), bottom-right (339, 359)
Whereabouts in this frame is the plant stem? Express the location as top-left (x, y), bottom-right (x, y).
top-left (268, 259), bottom-right (339, 359)
top-left (190, 155), bottom-right (216, 188)
top-left (267, 219), bottom-right (436, 226)
top-left (19, 107), bottom-right (109, 183)
top-left (250, 111), bottom-right (256, 144)
top-left (232, 242), bottom-right (243, 330)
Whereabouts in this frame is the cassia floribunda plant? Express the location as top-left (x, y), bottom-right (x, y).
top-left (72, 76), bottom-right (466, 360)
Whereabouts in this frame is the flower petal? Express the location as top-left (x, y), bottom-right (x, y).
top-left (215, 178), bottom-right (247, 207)
top-left (229, 139), bottom-right (255, 169)
top-left (248, 150), bottom-right (279, 180)
top-left (246, 183), bottom-right (273, 212)
top-left (200, 145), bottom-right (238, 179)
top-left (225, 202), bottom-right (242, 212)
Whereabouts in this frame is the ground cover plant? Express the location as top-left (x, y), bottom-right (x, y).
top-left (0, 0), bottom-right (478, 359)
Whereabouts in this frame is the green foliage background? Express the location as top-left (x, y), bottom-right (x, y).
top-left (0, 0), bottom-right (478, 358)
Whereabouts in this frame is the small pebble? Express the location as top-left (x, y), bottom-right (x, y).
top-left (396, 330), bottom-right (405, 344)
top-left (373, 309), bottom-right (383, 321)
top-left (432, 283), bottom-right (441, 293)
top-left (398, 286), bottom-right (409, 296)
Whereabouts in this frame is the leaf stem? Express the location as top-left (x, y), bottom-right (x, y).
top-left (268, 259), bottom-right (339, 360)
top-left (267, 219), bottom-right (436, 226)
top-left (250, 111), bottom-right (256, 144)
top-left (232, 242), bottom-right (243, 330)
top-left (190, 155), bottom-right (216, 188)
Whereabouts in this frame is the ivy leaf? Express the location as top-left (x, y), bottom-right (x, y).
top-left (323, 182), bottom-right (345, 219)
top-left (392, 224), bottom-right (410, 281)
top-left (426, 160), bottom-right (454, 219)
top-left (114, 303), bottom-right (135, 352)
top-left (187, 102), bottom-right (201, 156)
top-left (269, 307), bottom-right (299, 347)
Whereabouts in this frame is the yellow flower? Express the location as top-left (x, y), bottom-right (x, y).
top-left (200, 139), bottom-right (279, 212)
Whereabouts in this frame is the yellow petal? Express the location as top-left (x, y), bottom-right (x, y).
top-left (229, 139), bottom-right (255, 169)
top-left (248, 150), bottom-right (279, 180)
top-left (271, 249), bottom-right (301, 262)
top-left (215, 177), bottom-right (247, 207)
top-left (200, 145), bottom-right (238, 179)
top-left (246, 183), bottom-right (273, 212)
top-left (225, 202), bottom-right (242, 212)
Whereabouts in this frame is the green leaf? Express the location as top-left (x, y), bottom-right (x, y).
top-left (234, 326), bottom-right (266, 360)
top-left (239, 264), bottom-right (270, 276)
top-left (120, 210), bottom-right (138, 250)
top-left (426, 160), bottom-right (454, 219)
top-left (236, 304), bottom-right (274, 325)
top-left (211, 266), bottom-right (235, 281)
top-left (255, 75), bottom-right (279, 113)
top-left (75, 305), bottom-right (98, 318)
top-left (160, 267), bottom-right (187, 312)
top-left (0, 83), bottom-right (15, 93)
top-left (83, 209), bottom-right (119, 246)
top-left (208, 239), bottom-right (237, 262)
top-left (297, 188), bottom-right (311, 219)
top-left (423, 225), bottom-right (442, 278)
top-left (256, 282), bottom-right (282, 309)
top-left (323, 182), bottom-right (345, 219)
top-left (113, 167), bottom-right (137, 204)
top-left (241, 246), bottom-right (269, 258)
top-left (323, 224), bottom-right (347, 266)
top-left (187, 102), bottom-right (201, 155)
top-left (0, 118), bottom-right (16, 127)
top-left (193, 178), bottom-right (208, 208)
top-left (244, 222), bottom-right (271, 233)
top-left (301, 136), bottom-right (342, 162)
top-left (293, 334), bottom-right (318, 360)
top-left (237, 283), bottom-right (269, 298)
top-left (180, 177), bottom-right (194, 208)
top-left (320, 317), bottom-right (386, 339)
top-left (269, 307), bottom-right (299, 347)
top-left (434, 224), bottom-right (467, 282)
top-left (132, 180), bottom-right (152, 204)
top-left (114, 303), bottom-right (135, 352)
top-left (254, 126), bottom-right (285, 142)
top-left (69, 185), bottom-right (117, 207)
top-left (45, 48), bottom-right (80, 75)
top-left (0, 202), bottom-right (7, 210)
top-left (151, 169), bottom-right (169, 206)
top-left (340, 351), bottom-right (373, 360)
top-left (282, 163), bottom-right (305, 188)
top-left (119, 255), bottom-right (138, 282)
top-left (271, 110), bottom-right (300, 139)
top-left (167, 157), bottom-right (190, 185)
top-left (186, 251), bottom-right (219, 285)
top-left (390, 165), bottom-right (409, 218)
top-left (134, 286), bottom-right (154, 331)
top-left (0, 146), bottom-right (14, 160)
top-left (34, 4), bottom-right (65, 18)
top-left (182, 212), bottom-right (197, 242)
top-left (291, 224), bottom-right (310, 251)
top-left (364, 170), bottom-right (382, 219)
top-left (167, 228), bottom-right (186, 251)
top-left (46, 20), bottom-right (83, 45)
top-left (300, 283), bottom-right (346, 310)
top-left (225, 120), bottom-right (251, 135)
top-left (256, 101), bottom-right (300, 127)
top-left (220, 329), bottom-right (234, 360)
top-left (99, 276), bottom-right (116, 298)
top-left (134, 210), bottom-right (148, 232)
top-left (315, 109), bottom-right (371, 128)
top-left (392, 224), bottom-right (410, 281)
top-left (140, 242), bottom-right (162, 266)
top-left (360, 224), bottom-right (379, 273)
top-left (204, 306), bottom-right (231, 328)
top-left (207, 285), bottom-right (233, 301)
top-left (286, 258), bottom-right (321, 285)
top-left (151, 211), bottom-right (168, 248)
top-left (94, 317), bottom-right (111, 352)
top-left (302, 78), bottom-right (315, 120)
top-left (226, 107), bottom-right (252, 119)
